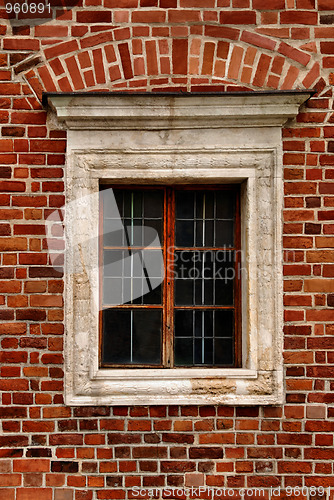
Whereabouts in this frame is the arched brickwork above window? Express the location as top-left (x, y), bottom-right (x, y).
top-left (12, 28), bottom-right (321, 102)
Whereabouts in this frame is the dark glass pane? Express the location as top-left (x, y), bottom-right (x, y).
top-left (215, 220), bottom-right (234, 247)
top-left (144, 283), bottom-right (162, 305)
top-left (215, 261), bottom-right (234, 305)
top-left (124, 191), bottom-right (132, 218)
top-left (204, 310), bottom-right (214, 337)
top-left (195, 220), bottom-right (214, 247)
top-left (174, 309), bottom-right (234, 366)
top-left (132, 309), bottom-right (161, 364)
top-left (175, 251), bottom-right (195, 275)
top-left (102, 308), bottom-right (161, 365)
top-left (214, 310), bottom-right (234, 338)
top-left (175, 279), bottom-right (193, 305)
top-left (175, 310), bottom-right (193, 337)
top-left (195, 191), bottom-right (214, 219)
top-left (174, 338), bottom-right (193, 366)
top-left (216, 191), bottom-right (235, 219)
top-left (204, 338), bottom-right (214, 364)
top-left (143, 191), bottom-right (163, 218)
top-left (102, 309), bottom-right (131, 364)
top-left (205, 220), bottom-right (214, 247)
top-left (175, 220), bottom-right (194, 247)
top-left (194, 311), bottom-right (213, 339)
top-left (214, 338), bottom-right (233, 365)
top-left (175, 191), bottom-right (194, 219)
top-left (194, 337), bottom-right (202, 364)
top-left (133, 191), bottom-right (142, 218)
top-left (174, 251), bottom-right (195, 305)
top-left (122, 190), bottom-right (142, 218)
top-left (194, 338), bottom-right (213, 365)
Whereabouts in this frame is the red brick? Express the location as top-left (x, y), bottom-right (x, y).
top-left (35, 26), bottom-right (68, 37)
top-left (3, 39), bottom-right (39, 51)
top-left (44, 41), bottom-right (79, 60)
top-left (65, 56), bottom-right (84, 91)
top-left (220, 11), bottom-right (256, 24)
top-left (201, 42), bottom-right (215, 75)
top-left (172, 39), bottom-right (188, 75)
top-left (278, 42), bottom-right (311, 66)
top-left (168, 10), bottom-right (200, 22)
top-left (241, 31), bottom-right (276, 50)
top-left (118, 43), bottom-right (133, 79)
top-left (204, 26), bottom-right (240, 40)
top-left (281, 10), bottom-right (318, 24)
top-left (281, 66), bottom-right (300, 89)
top-left (132, 10), bottom-right (165, 22)
top-left (253, 53), bottom-right (271, 87)
top-left (16, 488), bottom-right (52, 500)
top-left (228, 46), bottom-right (244, 80)
top-left (319, 0), bottom-right (334, 9)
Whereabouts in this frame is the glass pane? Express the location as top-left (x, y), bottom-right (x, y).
top-left (103, 250), bottom-right (124, 277)
top-left (215, 220), bottom-right (234, 247)
top-left (144, 283), bottom-right (162, 305)
top-left (103, 277), bottom-right (123, 305)
top-left (194, 338), bottom-right (213, 365)
top-left (102, 309), bottom-right (131, 364)
top-left (143, 191), bottom-right (163, 218)
top-left (214, 338), bottom-right (233, 365)
top-left (175, 310), bottom-right (193, 337)
top-left (103, 249), bottom-right (163, 305)
top-left (102, 189), bottom-right (164, 249)
top-left (143, 219), bottom-right (163, 246)
top-left (102, 309), bottom-right (161, 365)
top-left (123, 190), bottom-right (142, 218)
top-left (215, 260), bottom-right (234, 306)
top-left (176, 191), bottom-right (194, 219)
top-left (216, 191), bottom-right (235, 219)
top-left (174, 251), bottom-right (195, 306)
top-left (103, 219), bottom-right (124, 247)
top-left (174, 338), bottom-right (193, 366)
top-left (175, 220), bottom-right (194, 247)
top-left (174, 308), bottom-right (234, 366)
top-left (214, 310), bottom-right (234, 338)
top-left (132, 309), bottom-right (161, 364)
top-left (195, 191), bottom-right (214, 219)
top-left (124, 219), bottom-right (143, 246)
top-left (175, 279), bottom-right (193, 306)
top-left (102, 188), bottom-right (123, 218)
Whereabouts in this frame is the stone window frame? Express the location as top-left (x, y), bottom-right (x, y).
top-left (46, 91), bottom-right (312, 406)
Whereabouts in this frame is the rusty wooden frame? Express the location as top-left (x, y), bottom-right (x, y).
top-left (99, 184), bottom-right (241, 369)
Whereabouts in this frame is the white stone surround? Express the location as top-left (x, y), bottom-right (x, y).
top-left (47, 92), bottom-right (312, 406)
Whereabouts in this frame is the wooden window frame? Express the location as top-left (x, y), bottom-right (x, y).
top-left (99, 184), bottom-right (241, 369)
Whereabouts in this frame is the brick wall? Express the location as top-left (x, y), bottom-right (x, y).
top-left (1, 1), bottom-right (334, 499)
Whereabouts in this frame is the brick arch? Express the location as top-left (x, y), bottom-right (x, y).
top-left (21, 28), bottom-right (320, 102)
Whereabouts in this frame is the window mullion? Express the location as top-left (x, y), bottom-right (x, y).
top-left (164, 187), bottom-right (174, 368)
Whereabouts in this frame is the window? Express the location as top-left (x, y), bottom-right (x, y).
top-left (100, 186), bottom-right (241, 369)
top-left (46, 91), bottom-right (312, 405)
